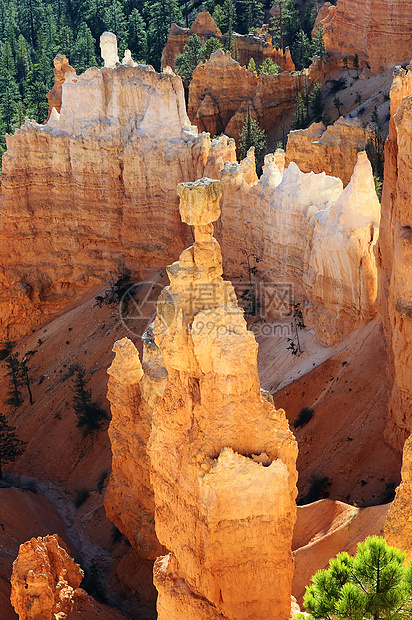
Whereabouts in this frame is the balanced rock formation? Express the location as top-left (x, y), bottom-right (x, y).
top-left (10, 534), bottom-right (127, 619)
top-left (45, 54), bottom-right (75, 123)
top-left (322, 0), bottom-right (412, 73)
top-left (137, 178), bottom-right (298, 619)
top-left (161, 12), bottom-right (294, 72)
top-left (0, 46), bottom-right (236, 340)
top-left (378, 62), bottom-right (412, 449)
top-left (286, 117), bottom-right (371, 186)
top-left (385, 434), bottom-right (412, 555)
top-left (218, 150), bottom-right (380, 344)
top-left (189, 49), bottom-right (320, 143)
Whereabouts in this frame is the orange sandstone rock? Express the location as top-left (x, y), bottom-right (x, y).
top-left (286, 117), bottom-right (371, 186)
top-left (10, 534), bottom-right (127, 620)
top-left (378, 62), bottom-right (412, 450)
top-left (322, 0), bottom-right (412, 73)
top-left (147, 177), bottom-right (298, 619)
top-left (45, 54), bottom-right (75, 123)
top-left (385, 434), bottom-right (412, 555)
top-left (0, 60), bottom-right (236, 340)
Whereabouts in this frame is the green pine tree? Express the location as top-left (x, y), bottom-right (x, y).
top-left (0, 68), bottom-right (21, 133)
top-left (238, 0), bottom-right (264, 34)
top-left (72, 366), bottom-right (105, 435)
top-left (238, 103), bottom-right (266, 162)
top-left (299, 536), bottom-right (412, 620)
top-left (212, 4), bottom-right (225, 31)
top-left (175, 33), bottom-right (203, 83)
top-left (311, 25), bottom-right (325, 58)
top-left (72, 22), bottom-right (97, 74)
top-left (259, 58), bottom-right (280, 75)
top-left (103, 0), bottom-right (128, 57)
top-left (292, 29), bottom-right (312, 69)
top-left (310, 82), bottom-right (323, 122)
top-left (200, 37), bottom-right (223, 62)
top-left (293, 92), bottom-right (307, 129)
top-left (248, 56), bottom-right (256, 72)
top-left (0, 412), bottom-right (26, 479)
top-left (128, 9), bottom-right (147, 62)
top-left (3, 352), bottom-right (24, 408)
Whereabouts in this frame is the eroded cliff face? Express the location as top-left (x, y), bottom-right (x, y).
top-left (378, 62), bottom-right (412, 450)
top-left (285, 118), bottom-right (371, 186)
top-left (322, 0), bottom-right (412, 73)
top-left (161, 12), bottom-right (294, 72)
top-left (0, 62), bottom-right (236, 339)
top-left (218, 150), bottom-right (380, 345)
top-left (188, 49), bottom-right (322, 144)
top-left (10, 534), bottom-right (127, 619)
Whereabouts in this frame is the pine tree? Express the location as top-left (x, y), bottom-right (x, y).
top-left (259, 58), bottom-right (280, 75)
top-left (128, 9), bottom-right (147, 62)
top-left (222, 0), bottom-right (236, 35)
top-left (334, 95), bottom-right (342, 117)
top-left (0, 68), bottom-right (21, 134)
top-left (0, 412), bottom-right (26, 479)
top-left (311, 25), bottom-right (325, 58)
top-left (248, 56), bottom-right (256, 72)
top-left (147, 0), bottom-right (182, 71)
top-left (238, 0), bottom-right (264, 34)
top-left (292, 29), bottom-right (312, 69)
top-left (299, 536), bottom-right (412, 620)
top-left (238, 103), bottom-right (266, 162)
top-left (212, 4), bottom-right (225, 31)
top-left (310, 82), bottom-right (323, 122)
top-left (200, 37), bottom-right (223, 61)
top-left (293, 91), bottom-right (307, 129)
top-left (175, 33), bottom-right (203, 83)
top-left (72, 366), bottom-right (105, 434)
top-left (104, 0), bottom-right (128, 56)
top-left (353, 52), bottom-right (359, 77)
top-left (72, 22), bottom-right (97, 74)
top-left (3, 352), bottom-right (24, 408)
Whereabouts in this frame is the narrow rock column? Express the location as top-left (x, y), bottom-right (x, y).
top-left (149, 178), bottom-right (298, 619)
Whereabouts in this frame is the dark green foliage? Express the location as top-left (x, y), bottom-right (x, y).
top-left (238, 0), bottom-right (264, 34)
top-left (175, 33), bottom-right (203, 83)
top-left (311, 25), bottom-right (325, 58)
top-left (299, 536), bottom-right (412, 620)
top-left (73, 487), bottom-right (90, 507)
top-left (200, 37), bottom-right (223, 61)
top-left (0, 340), bottom-right (16, 361)
top-left (333, 95), bottom-right (342, 116)
top-left (293, 407), bottom-right (314, 429)
top-left (240, 250), bottom-right (260, 316)
top-left (3, 352), bottom-right (24, 408)
top-left (259, 58), bottom-right (280, 75)
top-left (365, 106), bottom-right (384, 198)
top-left (238, 103), bottom-right (266, 163)
top-left (0, 412), bottom-right (26, 479)
top-left (271, 0), bottom-right (300, 51)
top-left (128, 8), bottom-right (147, 62)
top-left (293, 91), bottom-right (307, 129)
top-left (71, 366), bottom-right (105, 434)
top-left (310, 82), bottom-right (323, 122)
top-left (94, 268), bottom-right (132, 309)
top-left (292, 29), bottom-right (312, 69)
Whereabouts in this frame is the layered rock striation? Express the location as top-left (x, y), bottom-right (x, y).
top-left (0, 54), bottom-right (236, 339)
top-left (378, 62), bottom-right (412, 449)
top-left (285, 117), bottom-right (371, 186)
top-left (148, 177), bottom-right (298, 619)
top-left (322, 0), bottom-right (412, 73)
top-left (161, 12), bottom-right (294, 72)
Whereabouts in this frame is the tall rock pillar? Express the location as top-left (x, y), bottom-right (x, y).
top-left (149, 178), bottom-right (298, 619)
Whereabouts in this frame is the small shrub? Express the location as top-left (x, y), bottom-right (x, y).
top-left (74, 487), bottom-right (90, 508)
top-left (293, 407), bottom-right (314, 429)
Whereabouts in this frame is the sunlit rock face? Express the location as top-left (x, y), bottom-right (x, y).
top-left (219, 150), bottom-right (380, 345)
top-left (45, 54), bottom-right (75, 123)
top-left (385, 434), bottom-right (412, 555)
top-left (148, 177), bottom-right (298, 620)
top-left (0, 48), bottom-right (236, 340)
top-left (378, 62), bottom-right (412, 450)
top-left (10, 534), bottom-right (128, 619)
top-left (285, 118), bottom-right (371, 187)
top-left (322, 0), bottom-right (412, 73)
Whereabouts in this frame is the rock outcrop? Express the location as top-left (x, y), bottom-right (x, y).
top-left (285, 117), bottom-right (371, 186)
top-left (10, 534), bottom-right (127, 619)
top-left (218, 150), bottom-right (380, 344)
top-left (0, 54), bottom-right (236, 340)
top-left (161, 12), bottom-right (294, 72)
top-left (385, 434), bottom-right (412, 555)
top-left (189, 49), bottom-right (320, 144)
top-left (105, 336), bottom-right (166, 561)
top-left (148, 177), bottom-right (298, 619)
top-left (45, 54), bottom-right (75, 123)
top-left (322, 0), bottom-right (412, 73)
top-left (378, 62), bottom-right (412, 450)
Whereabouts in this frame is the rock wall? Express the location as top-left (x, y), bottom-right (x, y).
top-left (378, 62), bottom-right (412, 450)
top-left (285, 117), bottom-right (371, 186)
top-left (188, 49), bottom-right (322, 144)
top-left (385, 434), bottom-right (412, 555)
top-left (161, 12), bottom-right (294, 72)
top-left (147, 177), bottom-right (298, 619)
top-left (10, 534), bottom-right (127, 619)
top-left (0, 62), bottom-right (236, 340)
top-left (218, 150), bottom-right (380, 345)
top-left (322, 0), bottom-right (412, 73)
